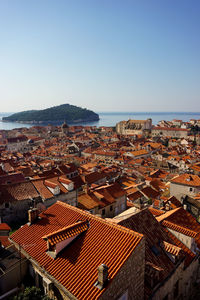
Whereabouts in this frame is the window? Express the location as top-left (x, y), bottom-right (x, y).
top-left (102, 209), bottom-right (105, 216)
top-left (189, 187), bottom-right (193, 192)
top-left (110, 206), bottom-right (113, 211)
top-left (5, 203), bottom-right (9, 208)
top-left (151, 245), bottom-right (160, 256)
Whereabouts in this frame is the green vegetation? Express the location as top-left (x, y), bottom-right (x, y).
top-left (3, 104), bottom-right (99, 123)
top-left (11, 287), bottom-right (51, 300)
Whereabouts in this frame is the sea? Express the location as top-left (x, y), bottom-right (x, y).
top-left (0, 112), bottom-right (200, 130)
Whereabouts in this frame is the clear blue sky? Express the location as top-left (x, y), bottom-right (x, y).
top-left (0, 0), bottom-right (199, 112)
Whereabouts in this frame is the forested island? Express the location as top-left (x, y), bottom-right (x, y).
top-left (2, 104), bottom-right (99, 124)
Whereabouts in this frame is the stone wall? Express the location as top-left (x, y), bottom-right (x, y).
top-left (0, 258), bottom-right (28, 295)
top-left (152, 129), bottom-right (188, 139)
top-left (99, 237), bottom-right (145, 300)
top-left (152, 258), bottom-right (199, 300)
top-left (170, 182), bottom-right (200, 201)
top-left (44, 190), bottom-right (77, 208)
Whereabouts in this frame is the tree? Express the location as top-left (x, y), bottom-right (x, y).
top-left (12, 286), bottom-right (51, 300)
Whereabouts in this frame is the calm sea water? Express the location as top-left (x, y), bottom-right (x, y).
top-left (0, 112), bottom-right (200, 130)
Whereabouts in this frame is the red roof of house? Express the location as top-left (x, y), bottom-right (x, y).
top-left (148, 207), bottom-right (165, 217)
top-left (0, 223), bottom-right (11, 231)
top-left (10, 201), bottom-right (143, 300)
top-left (118, 209), bottom-right (194, 298)
top-left (156, 207), bottom-right (200, 246)
top-left (153, 126), bottom-right (188, 132)
top-left (162, 220), bottom-right (198, 238)
top-left (0, 181), bottom-right (39, 205)
top-left (43, 221), bottom-right (89, 246)
top-left (171, 174), bottom-right (200, 187)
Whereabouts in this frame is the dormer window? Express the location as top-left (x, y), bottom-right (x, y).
top-left (59, 177), bottom-right (74, 191)
top-left (42, 220), bottom-right (89, 258)
top-left (161, 241), bottom-right (182, 264)
top-left (186, 176), bottom-right (193, 182)
top-left (44, 180), bottom-right (60, 196)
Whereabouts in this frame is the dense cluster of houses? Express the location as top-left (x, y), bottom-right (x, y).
top-left (0, 118), bottom-right (200, 299)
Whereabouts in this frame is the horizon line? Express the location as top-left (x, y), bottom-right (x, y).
top-left (97, 111), bottom-right (200, 114)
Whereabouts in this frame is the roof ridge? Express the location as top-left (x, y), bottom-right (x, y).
top-left (57, 201), bottom-right (144, 238)
top-left (162, 220), bottom-right (198, 237)
top-left (156, 207), bottom-right (182, 222)
top-left (2, 180), bottom-right (31, 187)
top-left (42, 220), bottom-right (88, 240)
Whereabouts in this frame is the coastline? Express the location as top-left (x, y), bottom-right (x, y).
top-left (0, 117), bottom-right (100, 126)
top-left (1, 111), bottom-right (200, 130)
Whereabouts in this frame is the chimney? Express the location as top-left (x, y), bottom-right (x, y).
top-left (28, 208), bottom-right (39, 225)
top-left (95, 264), bottom-right (109, 290)
top-left (83, 184), bottom-right (89, 194)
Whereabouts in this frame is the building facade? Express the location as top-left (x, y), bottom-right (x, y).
top-left (116, 119), bottom-right (152, 136)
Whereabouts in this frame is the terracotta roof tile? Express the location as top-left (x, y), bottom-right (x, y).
top-left (118, 209), bottom-right (194, 297)
top-left (0, 181), bottom-right (39, 204)
top-left (10, 201), bottom-right (143, 300)
top-left (153, 126), bottom-right (188, 132)
top-left (43, 221), bottom-right (89, 246)
top-left (0, 223), bottom-right (11, 231)
top-left (171, 174), bottom-right (200, 187)
top-left (162, 220), bottom-right (198, 238)
top-left (161, 241), bottom-right (182, 257)
top-left (32, 179), bottom-right (53, 199)
top-left (148, 207), bottom-right (165, 217)
top-left (156, 207), bottom-right (200, 247)
top-left (78, 192), bottom-right (105, 210)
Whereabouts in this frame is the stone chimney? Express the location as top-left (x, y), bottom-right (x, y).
top-left (95, 264), bottom-right (109, 290)
top-left (28, 208), bottom-right (39, 225)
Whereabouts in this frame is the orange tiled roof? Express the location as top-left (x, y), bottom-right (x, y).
top-left (156, 207), bottom-right (200, 247)
top-left (32, 179), bottom-right (53, 200)
top-left (153, 126), bottom-right (188, 132)
top-left (10, 201), bottom-right (143, 300)
top-left (44, 180), bottom-right (58, 189)
top-left (171, 174), bottom-right (200, 187)
top-left (118, 208), bottom-right (194, 298)
top-left (43, 221), bottom-right (89, 246)
top-left (161, 241), bottom-right (182, 257)
top-left (165, 196), bottom-right (182, 209)
top-left (0, 223), bottom-right (11, 231)
top-left (130, 149), bottom-right (149, 157)
top-left (163, 227), bottom-right (195, 267)
top-left (148, 207), bottom-right (165, 217)
top-left (141, 186), bottom-right (160, 199)
top-left (78, 192), bottom-right (105, 210)
top-left (162, 220), bottom-right (198, 238)
top-left (0, 181), bottom-right (39, 204)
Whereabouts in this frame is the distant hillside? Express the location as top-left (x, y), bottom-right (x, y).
top-left (2, 104), bottom-right (99, 124)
